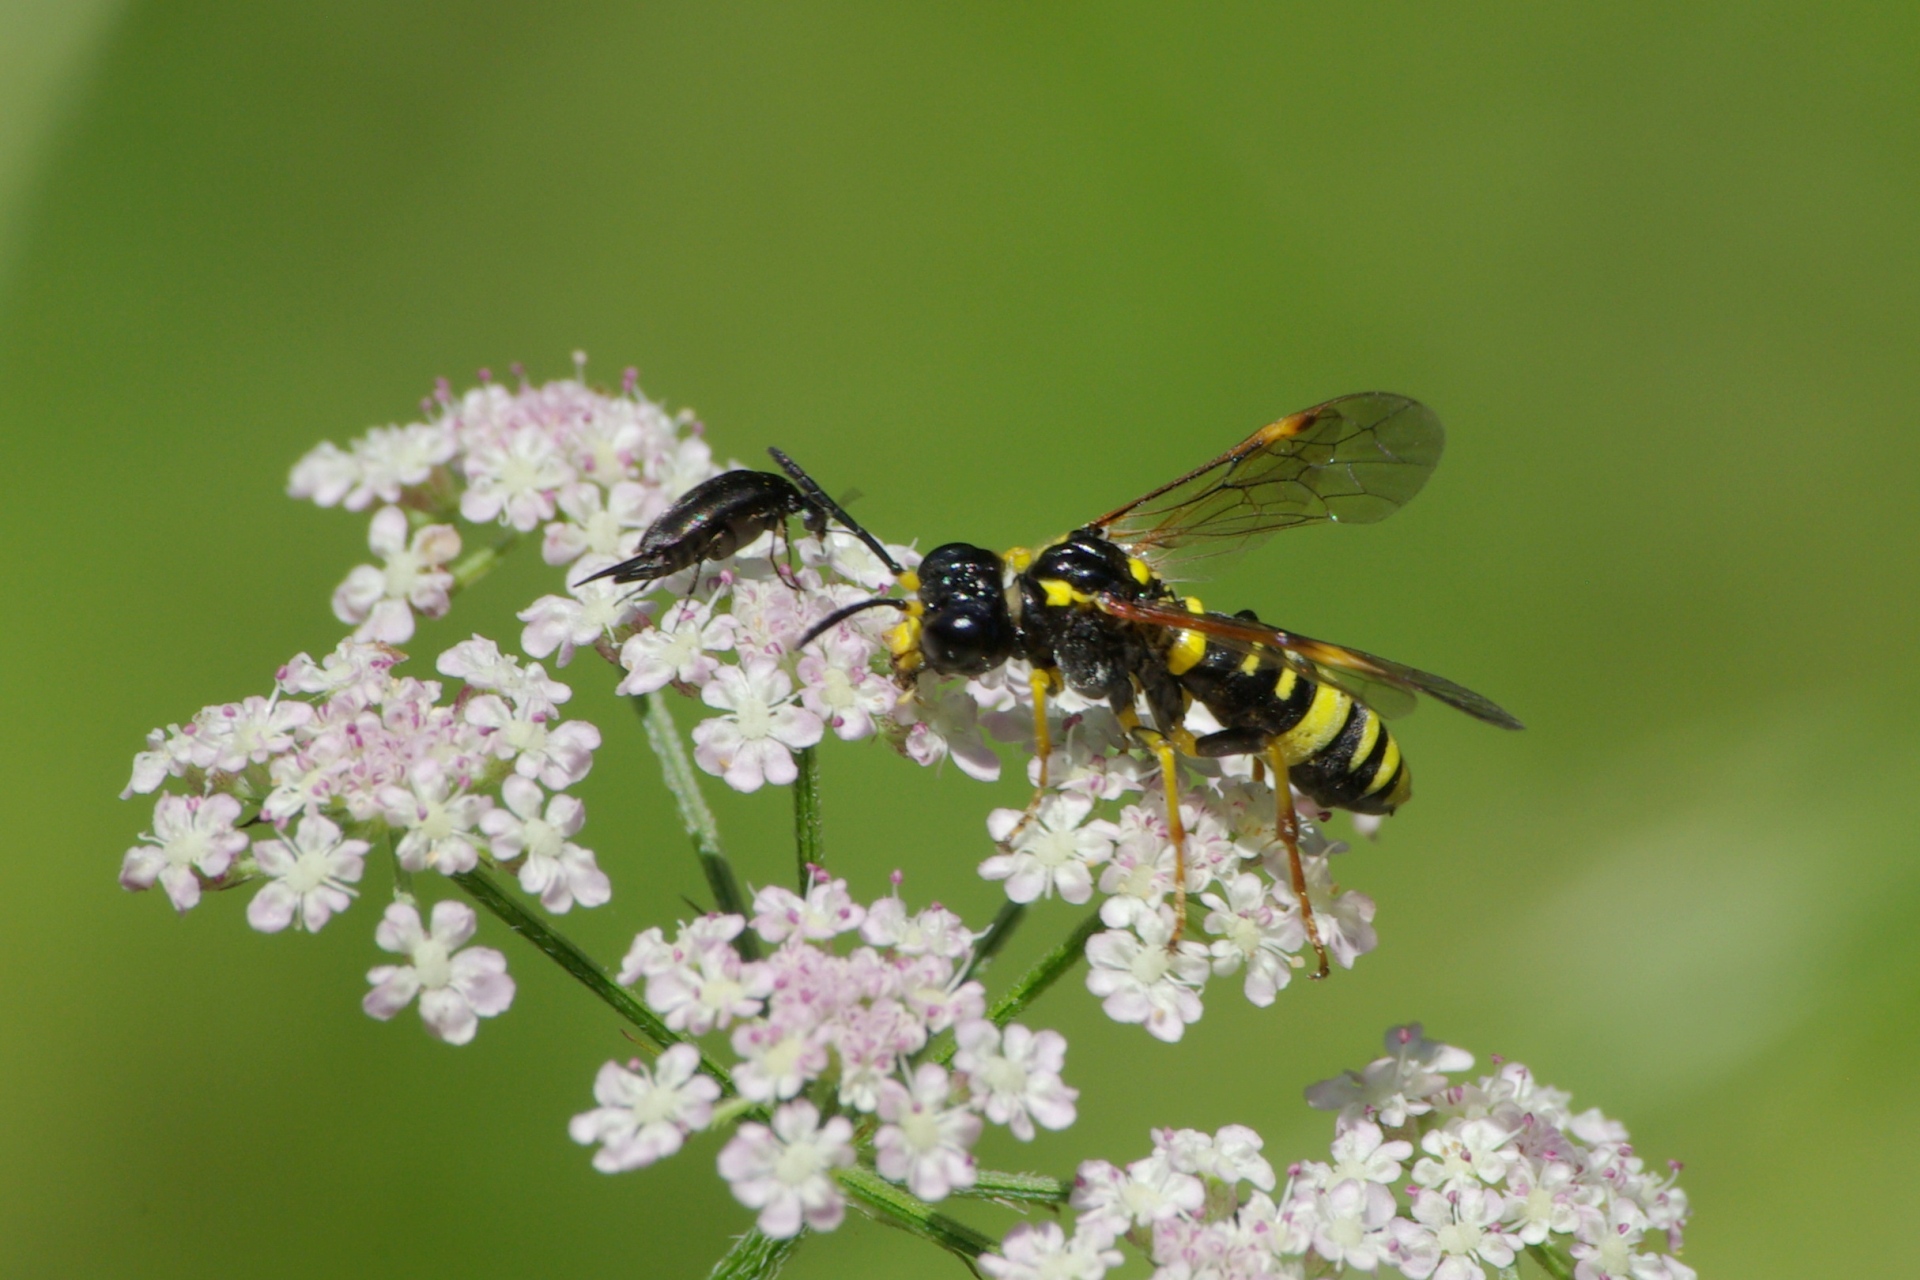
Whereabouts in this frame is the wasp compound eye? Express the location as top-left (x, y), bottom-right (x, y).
top-left (919, 606), bottom-right (1014, 676)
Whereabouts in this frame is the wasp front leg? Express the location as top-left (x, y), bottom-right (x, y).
top-left (998, 667), bottom-right (1061, 849)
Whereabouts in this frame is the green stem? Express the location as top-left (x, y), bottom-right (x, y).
top-left (986, 909), bottom-right (1103, 1027)
top-left (386, 830), bottom-right (415, 904)
top-left (952, 1168), bottom-right (1071, 1206)
top-left (792, 745), bottom-right (822, 889)
top-left (449, 532), bottom-right (518, 591)
top-left (957, 901), bottom-right (1026, 987)
top-left (449, 867), bottom-right (737, 1094)
top-left (707, 1229), bottom-right (804, 1280)
top-left (933, 909), bottom-right (1102, 1068)
top-left (638, 692), bottom-right (757, 958)
top-left (1526, 1244), bottom-right (1577, 1280)
top-left (835, 1166), bottom-right (997, 1262)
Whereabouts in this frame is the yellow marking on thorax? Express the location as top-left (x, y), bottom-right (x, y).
top-left (1273, 667), bottom-right (1299, 701)
top-left (1038, 578), bottom-right (1093, 608)
top-left (1238, 651), bottom-right (1264, 676)
top-left (1275, 682), bottom-right (1349, 765)
top-left (1126, 556), bottom-right (1152, 585)
top-left (1004, 547), bottom-right (1033, 573)
top-left (885, 609), bottom-right (923, 659)
top-left (1346, 709), bottom-right (1381, 772)
top-left (1362, 735), bottom-right (1402, 796)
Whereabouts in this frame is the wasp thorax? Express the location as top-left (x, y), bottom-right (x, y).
top-left (915, 542), bottom-right (1016, 676)
top-left (1028, 530), bottom-right (1137, 598)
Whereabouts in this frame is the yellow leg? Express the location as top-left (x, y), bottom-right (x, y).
top-left (1029, 668), bottom-right (1054, 790)
top-left (1267, 741), bottom-right (1329, 979)
top-left (1001, 669), bottom-right (1058, 848)
top-left (1147, 733), bottom-right (1189, 944)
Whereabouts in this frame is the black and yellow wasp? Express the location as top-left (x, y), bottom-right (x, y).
top-left (592, 393), bottom-right (1521, 975)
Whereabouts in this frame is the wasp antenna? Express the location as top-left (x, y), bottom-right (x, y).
top-left (767, 446), bottom-right (903, 576)
top-left (796, 597), bottom-right (908, 649)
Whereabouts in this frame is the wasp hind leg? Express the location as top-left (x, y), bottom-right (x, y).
top-left (1265, 740), bottom-right (1330, 980)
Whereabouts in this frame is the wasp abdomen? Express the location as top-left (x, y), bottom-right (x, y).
top-left (1176, 630), bottom-right (1409, 815)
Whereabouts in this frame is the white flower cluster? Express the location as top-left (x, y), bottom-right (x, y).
top-left (294, 369), bottom-right (1384, 1046)
top-left (571, 877), bottom-right (1078, 1238)
top-left (288, 362), bottom-right (716, 646)
top-left (120, 635), bottom-right (613, 1041)
top-left (977, 714), bottom-right (1380, 1042)
top-left (983, 1025), bottom-right (1694, 1280)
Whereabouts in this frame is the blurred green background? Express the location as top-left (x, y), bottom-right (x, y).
top-left (3, 3), bottom-right (1916, 1276)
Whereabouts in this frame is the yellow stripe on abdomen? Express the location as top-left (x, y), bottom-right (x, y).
top-left (1276, 682), bottom-right (1350, 765)
top-left (1345, 709), bottom-right (1381, 773)
top-left (1361, 734), bottom-right (1402, 796)
top-left (1166, 630), bottom-right (1207, 676)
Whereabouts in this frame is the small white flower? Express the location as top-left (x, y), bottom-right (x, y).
top-left (979, 1222), bottom-right (1122, 1280)
top-left (1569, 1197), bottom-right (1655, 1280)
top-left (378, 758), bottom-right (490, 874)
top-left (795, 633), bottom-right (895, 742)
top-left (729, 1018), bottom-right (831, 1103)
top-left (615, 598), bottom-right (736, 695)
top-left (898, 682), bottom-right (1002, 782)
top-left (541, 481), bottom-right (658, 565)
top-left (287, 440), bottom-right (359, 507)
top-left (362, 900), bottom-right (515, 1044)
top-left (1271, 853), bottom-right (1377, 970)
top-left (460, 425), bottom-right (574, 530)
top-left (1317, 1119), bottom-right (1413, 1188)
top-left (1310, 1178), bottom-right (1397, 1271)
top-left (1083, 910), bottom-right (1209, 1043)
top-left (1201, 872), bottom-right (1307, 1007)
top-left (981, 793), bottom-right (1113, 905)
top-left (1304, 1024), bottom-right (1475, 1127)
top-left (479, 776), bottom-right (609, 913)
top-left (1157, 1123), bottom-right (1277, 1192)
top-left (280, 637), bottom-right (399, 708)
top-left (639, 923), bottom-right (768, 1035)
top-left (348, 422), bottom-right (456, 509)
top-left (435, 636), bottom-right (570, 708)
top-left (120, 793), bottom-right (249, 913)
top-left (568, 1044), bottom-right (720, 1172)
top-left (462, 694), bottom-right (601, 789)
top-left (1504, 1160), bottom-right (1584, 1245)
top-left (1394, 1186), bottom-right (1519, 1280)
top-left (518, 561), bottom-right (644, 667)
top-left (860, 896), bottom-right (975, 959)
top-left (1414, 1119), bottom-right (1518, 1192)
top-left (951, 1020), bottom-right (1077, 1140)
top-left (246, 812), bottom-right (368, 932)
top-left (1071, 1152), bottom-right (1205, 1241)
top-left (331, 506), bottom-right (461, 644)
top-left (750, 879), bottom-right (866, 944)
top-left (189, 696), bottom-right (313, 774)
top-left (715, 1100), bottom-right (855, 1239)
top-left (874, 1063), bottom-right (981, 1202)
top-left (691, 659), bottom-right (825, 792)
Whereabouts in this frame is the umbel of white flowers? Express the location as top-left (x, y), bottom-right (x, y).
top-left (117, 365), bottom-right (1694, 1279)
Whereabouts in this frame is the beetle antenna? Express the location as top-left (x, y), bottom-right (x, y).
top-left (767, 447), bottom-right (903, 575)
top-left (796, 597), bottom-right (908, 649)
